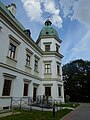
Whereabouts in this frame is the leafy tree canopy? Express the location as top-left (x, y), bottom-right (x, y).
top-left (62, 59), bottom-right (90, 102)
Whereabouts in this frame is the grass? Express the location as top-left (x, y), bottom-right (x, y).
top-left (0, 109), bottom-right (72, 120)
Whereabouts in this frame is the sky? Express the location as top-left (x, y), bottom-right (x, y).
top-left (1, 0), bottom-right (90, 65)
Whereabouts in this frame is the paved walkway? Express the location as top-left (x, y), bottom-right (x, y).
top-left (63, 103), bottom-right (90, 120)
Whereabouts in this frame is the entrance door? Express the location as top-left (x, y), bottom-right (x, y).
top-left (33, 87), bottom-right (37, 101)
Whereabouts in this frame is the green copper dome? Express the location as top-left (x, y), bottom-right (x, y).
top-left (39, 19), bottom-right (59, 38)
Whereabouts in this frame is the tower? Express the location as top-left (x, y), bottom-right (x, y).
top-left (36, 19), bottom-right (64, 102)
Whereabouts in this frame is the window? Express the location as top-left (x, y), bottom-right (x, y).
top-left (2, 80), bottom-right (12, 96)
top-left (25, 48), bottom-right (33, 68)
top-left (34, 59), bottom-right (38, 71)
top-left (56, 46), bottom-right (59, 53)
top-left (58, 87), bottom-right (61, 96)
top-left (26, 54), bottom-right (30, 66)
top-left (57, 65), bottom-right (60, 75)
top-left (8, 35), bottom-right (21, 60)
top-left (45, 64), bottom-right (51, 74)
top-left (45, 45), bottom-right (50, 52)
top-left (45, 87), bottom-right (51, 96)
top-left (56, 44), bottom-right (60, 53)
top-left (23, 83), bottom-right (29, 96)
top-left (46, 32), bottom-right (49, 35)
top-left (8, 43), bottom-right (16, 59)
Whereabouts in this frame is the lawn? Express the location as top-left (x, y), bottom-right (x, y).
top-left (0, 109), bottom-right (71, 120)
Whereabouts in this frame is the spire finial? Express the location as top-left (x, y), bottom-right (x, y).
top-left (45, 19), bottom-right (52, 26)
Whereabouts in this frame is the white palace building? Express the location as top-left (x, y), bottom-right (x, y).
top-left (0, 2), bottom-right (64, 109)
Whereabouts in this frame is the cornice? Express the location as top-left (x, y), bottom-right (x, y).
top-left (0, 9), bottom-right (43, 55)
top-left (43, 51), bottom-right (64, 59)
top-left (36, 35), bottom-right (62, 44)
top-left (0, 62), bottom-right (63, 83)
top-left (0, 62), bottom-right (42, 81)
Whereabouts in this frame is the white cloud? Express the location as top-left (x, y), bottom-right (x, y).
top-left (72, 0), bottom-right (90, 28)
top-left (44, 0), bottom-right (60, 15)
top-left (43, 0), bottom-right (62, 28)
top-left (21, 0), bottom-right (63, 28)
top-left (59, 0), bottom-right (75, 17)
top-left (70, 30), bottom-right (90, 60)
top-left (51, 15), bottom-right (62, 28)
top-left (60, 0), bottom-right (90, 28)
top-left (21, 0), bottom-right (43, 22)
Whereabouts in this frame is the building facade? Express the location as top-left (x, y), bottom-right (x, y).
top-left (0, 2), bottom-right (64, 109)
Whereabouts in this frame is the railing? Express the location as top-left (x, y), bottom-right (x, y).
top-left (10, 97), bottom-right (33, 110)
top-left (10, 96), bottom-right (62, 111)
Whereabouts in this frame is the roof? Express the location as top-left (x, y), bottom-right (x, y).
top-left (0, 1), bottom-right (25, 31)
top-left (39, 19), bottom-right (59, 38)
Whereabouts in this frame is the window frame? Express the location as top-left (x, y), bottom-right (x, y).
top-left (8, 43), bottom-right (16, 59)
top-left (45, 44), bottom-right (50, 52)
top-left (23, 83), bottom-right (29, 96)
top-left (26, 54), bottom-right (30, 66)
top-left (45, 64), bottom-right (51, 74)
top-left (2, 73), bottom-right (16, 97)
top-left (57, 64), bottom-right (60, 75)
top-left (2, 79), bottom-right (12, 96)
top-left (34, 59), bottom-right (38, 71)
top-left (45, 87), bottom-right (51, 96)
top-left (58, 86), bottom-right (61, 97)
top-left (8, 35), bottom-right (21, 60)
top-left (56, 44), bottom-right (60, 53)
top-left (25, 48), bottom-right (33, 68)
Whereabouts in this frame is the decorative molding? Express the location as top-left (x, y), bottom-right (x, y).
top-left (43, 42), bottom-right (52, 45)
top-left (43, 78), bottom-right (62, 82)
top-left (6, 56), bottom-right (17, 63)
top-left (26, 48), bottom-right (33, 55)
top-left (56, 43), bottom-right (60, 48)
top-left (9, 34), bottom-right (21, 45)
top-left (56, 61), bottom-right (61, 65)
top-left (25, 65), bottom-right (32, 70)
top-left (36, 35), bottom-right (62, 44)
top-left (23, 78), bottom-right (31, 83)
top-left (1, 12), bottom-right (43, 55)
top-left (43, 51), bottom-right (63, 58)
top-left (3, 73), bottom-right (17, 79)
top-left (43, 60), bottom-right (52, 63)
top-left (33, 83), bottom-right (40, 86)
top-left (58, 84), bottom-right (62, 87)
top-left (44, 73), bottom-right (52, 75)
top-left (43, 84), bottom-right (53, 86)
top-left (34, 54), bottom-right (40, 60)
top-left (0, 62), bottom-right (42, 81)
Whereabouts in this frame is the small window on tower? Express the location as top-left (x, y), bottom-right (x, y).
top-left (56, 44), bottom-right (60, 53)
top-left (45, 45), bottom-right (50, 52)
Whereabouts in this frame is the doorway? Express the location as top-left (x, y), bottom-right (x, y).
top-left (33, 87), bottom-right (37, 101)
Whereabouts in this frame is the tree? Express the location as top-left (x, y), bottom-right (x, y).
top-left (62, 59), bottom-right (90, 102)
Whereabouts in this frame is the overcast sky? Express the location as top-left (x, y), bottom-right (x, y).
top-left (1, 0), bottom-right (90, 64)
